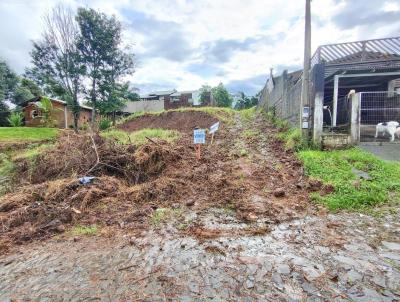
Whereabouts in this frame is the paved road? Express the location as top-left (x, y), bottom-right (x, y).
top-left (359, 143), bottom-right (400, 161)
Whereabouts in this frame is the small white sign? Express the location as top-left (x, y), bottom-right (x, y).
top-left (302, 107), bottom-right (310, 118)
top-left (302, 121), bottom-right (309, 129)
top-left (209, 122), bottom-right (220, 134)
top-left (193, 129), bottom-right (206, 144)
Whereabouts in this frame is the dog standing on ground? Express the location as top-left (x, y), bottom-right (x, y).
top-left (395, 126), bottom-right (400, 140)
top-left (375, 121), bottom-right (399, 142)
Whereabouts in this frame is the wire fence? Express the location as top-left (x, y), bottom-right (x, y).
top-left (360, 91), bottom-right (400, 142)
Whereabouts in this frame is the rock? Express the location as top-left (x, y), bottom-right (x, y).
top-left (246, 277), bottom-right (255, 289)
top-left (308, 180), bottom-right (322, 191)
top-left (301, 282), bottom-right (317, 294)
top-left (343, 270), bottom-right (363, 283)
top-left (351, 168), bottom-right (371, 180)
top-left (185, 200), bottom-right (195, 207)
top-left (381, 241), bottom-right (400, 251)
top-left (272, 273), bottom-right (284, 291)
top-left (380, 252), bottom-right (400, 261)
top-left (277, 264), bottom-right (291, 275)
top-left (273, 188), bottom-right (286, 197)
top-left (371, 275), bottom-right (386, 288)
top-left (55, 225), bottom-right (66, 233)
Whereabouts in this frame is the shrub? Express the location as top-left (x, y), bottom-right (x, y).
top-left (7, 112), bottom-right (23, 127)
top-left (99, 118), bottom-right (112, 131)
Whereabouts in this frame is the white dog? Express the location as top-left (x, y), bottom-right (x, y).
top-left (375, 121), bottom-right (400, 142)
top-left (395, 126), bottom-right (400, 139)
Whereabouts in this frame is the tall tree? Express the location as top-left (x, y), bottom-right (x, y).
top-left (0, 60), bottom-right (18, 102)
top-left (199, 84), bottom-right (212, 106)
top-left (211, 83), bottom-right (232, 108)
top-left (76, 8), bottom-right (135, 123)
top-left (29, 5), bottom-right (85, 131)
top-left (13, 78), bottom-right (42, 106)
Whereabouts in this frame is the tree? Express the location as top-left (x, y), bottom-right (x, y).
top-left (211, 83), bottom-right (232, 108)
top-left (98, 82), bottom-right (139, 125)
top-left (0, 60), bottom-right (18, 102)
top-left (234, 92), bottom-right (258, 110)
top-left (13, 78), bottom-right (42, 106)
top-left (29, 5), bottom-right (85, 132)
top-left (199, 84), bottom-right (212, 106)
top-left (76, 8), bottom-right (135, 124)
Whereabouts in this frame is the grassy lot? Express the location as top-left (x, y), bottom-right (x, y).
top-left (299, 148), bottom-right (400, 211)
top-left (0, 127), bottom-right (59, 142)
top-left (102, 128), bottom-right (181, 146)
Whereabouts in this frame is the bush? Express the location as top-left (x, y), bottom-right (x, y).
top-left (7, 112), bottom-right (23, 127)
top-left (277, 128), bottom-right (309, 151)
top-left (99, 118), bottom-right (112, 131)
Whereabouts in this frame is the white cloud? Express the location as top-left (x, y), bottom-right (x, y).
top-left (0, 0), bottom-right (399, 95)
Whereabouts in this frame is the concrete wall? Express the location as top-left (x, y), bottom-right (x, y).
top-left (123, 100), bottom-right (165, 113)
top-left (258, 71), bottom-right (302, 127)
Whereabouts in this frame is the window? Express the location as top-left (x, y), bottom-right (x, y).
top-left (31, 109), bottom-right (42, 118)
top-left (171, 96), bottom-right (180, 102)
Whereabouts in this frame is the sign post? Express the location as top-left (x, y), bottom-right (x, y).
top-left (193, 129), bottom-right (206, 160)
top-left (209, 122), bottom-right (220, 145)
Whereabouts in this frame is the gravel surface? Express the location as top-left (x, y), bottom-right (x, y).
top-left (1, 209), bottom-right (399, 301)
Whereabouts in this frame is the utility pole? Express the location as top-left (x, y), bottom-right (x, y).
top-left (300, 0), bottom-right (311, 137)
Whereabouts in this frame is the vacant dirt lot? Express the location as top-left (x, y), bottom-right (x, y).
top-left (0, 109), bottom-right (399, 301)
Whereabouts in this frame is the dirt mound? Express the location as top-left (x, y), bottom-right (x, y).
top-left (15, 133), bottom-right (173, 185)
top-left (118, 111), bottom-right (218, 133)
top-left (0, 176), bottom-right (123, 243)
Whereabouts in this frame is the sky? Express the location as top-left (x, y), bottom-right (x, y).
top-left (0, 0), bottom-right (399, 96)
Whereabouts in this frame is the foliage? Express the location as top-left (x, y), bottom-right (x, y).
top-left (76, 8), bottom-right (135, 119)
top-left (7, 112), bottom-right (23, 127)
top-left (99, 118), bottom-right (112, 130)
top-left (276, 128), bottom-right (309, 151)
top-left (71, 225), bottom-right (98, 236)
top-left (211, 83), bottom-right (232, 108)
top-left (13, 78), bottom-right (42, 106)
top-left (199, 84), bottom-right (212, 105)
top-left (36, 97), bottom-right (57, 127)
top-left (102, 128), bottom-right (181, 146)
top-left (29, 5), bottom-right (85, 131)
top-left (235, 92), bottom-right (258, 110)
top-left (12, 143), bottom-right (54, 161)
top-left (298, 148), bottom-right (400, 211)
top-left (0, 60), bottom-right (18, 102)
top-left (0, 127), bottom-right (58, 142)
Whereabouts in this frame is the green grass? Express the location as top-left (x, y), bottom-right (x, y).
top-left (243, 129), bottom-right (260, 139)
top-left (102, 128), bottom-right (181, 146)
top-left (276, 128), bottom-right (310, 151)
top-left (12, 143), bottom-right (54, 161)
top-left (0, 127), bottom-right (59, 142)
top-left (0, 153), bottom-right (14, 177)
top-left (298, 148), bottom-right (400, 211)
top-left (238, 107), bottom-right (257, 123)
top-left (71, 225), bottom-right (98, 236)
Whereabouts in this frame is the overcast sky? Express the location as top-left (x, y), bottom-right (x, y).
top-left (1, 0), bottom-right (399, 95)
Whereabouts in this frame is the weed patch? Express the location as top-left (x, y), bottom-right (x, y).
top-left (71, 225), bottom-right (98, 236)
top-left (299, 148), bottom-right (400, 211)
top-left (102, 128), bottom-right (181, 146)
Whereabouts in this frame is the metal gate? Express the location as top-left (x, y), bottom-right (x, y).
top-left (360, 91), bottom-right (400, 142)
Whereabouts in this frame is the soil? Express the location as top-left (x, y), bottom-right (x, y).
top-left (118, 111), bottom-right (219, 133)
top-left (0, 110), bottom-right (311, 252)
top-left (1, 110), bottom-right (398, 301)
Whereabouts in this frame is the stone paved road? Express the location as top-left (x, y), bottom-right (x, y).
top-left (0, 208), bottom-right (399, 302)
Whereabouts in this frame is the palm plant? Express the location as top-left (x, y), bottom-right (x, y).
top-left (7, 112), bottom-right (23, 127)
